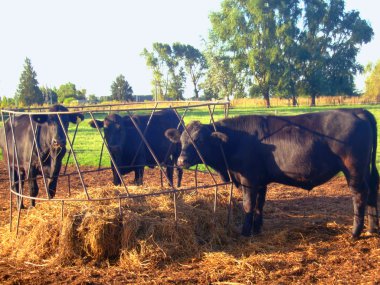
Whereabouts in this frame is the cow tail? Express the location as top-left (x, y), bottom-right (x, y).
top-left (368, 111), bottom-right (379, 202)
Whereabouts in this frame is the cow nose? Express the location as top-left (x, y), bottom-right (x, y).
top-left (52, 139), bottom-right (65, 148)
top-left (177, 156), bottom-right (187, 167)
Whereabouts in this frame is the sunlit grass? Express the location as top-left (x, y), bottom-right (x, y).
top-left (1, 104), bottom-right (380, 170)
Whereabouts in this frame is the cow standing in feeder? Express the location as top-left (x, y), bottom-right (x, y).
top-left (0, 105), bottom-right (84, 208)
top-left (165, 109), bottom-right (379, 238)
top-left (90, 109), bottom-right (183, 187)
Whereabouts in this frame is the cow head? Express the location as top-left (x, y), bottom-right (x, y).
top-left (165, 121), bottom-right (228, 169)
top-left (31, 105), bottom-right (84, 150)
top-left (89, 113), bottom-right (128, 154)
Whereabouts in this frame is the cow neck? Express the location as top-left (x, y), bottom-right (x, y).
top-left (35, 125), bottom-right (50, 162)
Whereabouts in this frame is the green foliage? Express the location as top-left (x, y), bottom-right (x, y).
top-left (15, 57), bottom-right (44, 106)
top-left (364, 61), bottom-right (380, 101)
top-left (110, 74), bottom-right (134, 101)
top-left (56, 82), bottom-right (86, 103)
top-left (209, 0), bottom-right (373, 107)
top-left (40, 86), bottom-right (58, 104)
top-left (173, 43), bottom-right (207, 99)
top-left (142, 43), bottom-right (187, 100)
top-left (299, 0), bottom-right (373, 105)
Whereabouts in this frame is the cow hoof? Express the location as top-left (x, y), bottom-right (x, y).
top-left (367, 228), bottom-right (379, 235)
top-left (241, 228), bottom-right (252, 237)
top-left (252, 228), bottom-right (262, 235)
top-left (351, 233), bottom-right (361, 240)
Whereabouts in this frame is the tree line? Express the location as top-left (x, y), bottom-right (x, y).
top-left (4, 0), bottom-right (379, 108)
top-left (2, 58), bottom-right (134, 108)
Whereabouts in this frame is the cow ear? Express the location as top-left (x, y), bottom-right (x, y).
top-left (31, 114), bottom-right (48, 124)
top-left (165, 128), bottom-right (181, 143)
top-left (211, 131), bottom-right (228, 144)
top-left (70, 113), bottom-right (84, 124)
top-left (89, 120), bottom-right (104, 129)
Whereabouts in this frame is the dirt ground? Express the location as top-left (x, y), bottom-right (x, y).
top-left (0, 160), bottom-right (379, 285)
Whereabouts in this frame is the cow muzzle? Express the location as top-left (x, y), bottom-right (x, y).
top-left (51, 139), bottom-right (65, 149)
top-left (177, 156), bottom-right (191, 169)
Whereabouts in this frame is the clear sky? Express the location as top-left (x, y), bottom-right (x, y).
top-left (0, 0), bottom-right (378, 99)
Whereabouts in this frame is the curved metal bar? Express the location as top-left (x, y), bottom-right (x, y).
top-left (88, 111), bottom-right (130, 196)
top-left (57, 113), bottom-right (90, 200)
top-left (131, 102), bottom-right (159, 166)
top-left (126, 110), bottom-right (175, 189)
top-left (63, 122), bottom-right (79, 174)
top-left (171, 108), bottom-right (219, 186)
top-left (28, 115), bottom-right (50, 199)
top-left (2, 101), bottom-right (229, 115)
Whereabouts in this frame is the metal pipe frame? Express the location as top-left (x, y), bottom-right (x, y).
top-left (0, 102), bottom-right (232, 231)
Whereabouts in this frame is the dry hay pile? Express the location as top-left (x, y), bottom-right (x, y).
top-left (1, 177), bottom-right (380, 283)
top-left (0, 186), bottom-right (239, 270)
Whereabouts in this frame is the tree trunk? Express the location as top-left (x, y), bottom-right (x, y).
top-left (292, 95), bottom-right (298, 107)
top-left (264, 91), bottom-right (271, 108)
top-left (194, 88), bottom-right (199, 99)
top-left (310, 94), bottom-right (316, 107)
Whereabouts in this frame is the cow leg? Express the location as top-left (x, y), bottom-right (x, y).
top-left (111, 164), bottom-right (121, 186)
top-left (367, 176), bottom-right (379, 234)
top-left (28, 168), bottom-right (39, 207)
top-left (134, 167), bottom-right (144, 186)
top-left (349, 179), bottom-right (368, 238)
top-left (253, 186), bottom-right (267, 235)
top-left (241, 185), bottom-right (257, 237)
top-left (47, 157), bottom-right (64, 199)
top-left (166, 165), bottom-right (174, 187)
top-left (176, 166), bottom-right (183, 188)
top-left (13, 170), bottom-right (26, 210)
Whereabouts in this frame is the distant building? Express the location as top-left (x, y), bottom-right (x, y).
top-left (135, 95), bottom-right (153, 102)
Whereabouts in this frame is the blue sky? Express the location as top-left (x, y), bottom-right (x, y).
top-left (0, 0), bottom-right (378, 99)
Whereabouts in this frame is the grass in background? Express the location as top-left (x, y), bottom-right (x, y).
top-left (1, 104), bottom-right (380, 171)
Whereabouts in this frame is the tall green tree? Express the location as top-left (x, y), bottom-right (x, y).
top-left (110, 74), bottom-right (134, 101)
top-left (173, 43), bottom-right (207, 99)
top-left (299, 0), bottom-right (373, 106)
top-left (15, 57), bottom-right (44, 106)
top-left (202, 39), bottom-right (245, 100)
top-left (56, 82), bottom-right (77, 103)
top-left (363, 61), bottom-right (380, 101)
top-left (142, 43), bottom-right (187, 101)
top-left (210, 0), bottom-right (283, 107)
top-left (275, 0), bottom-right (302, 106)
top-left (40, 86), bottom-right (58, 104)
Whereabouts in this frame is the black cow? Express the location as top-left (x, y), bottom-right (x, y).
top-left (165, 109), bottom-right (379, 238)
top-left (90, 109), bottom-right (183, 187)
top-left (0, 105), bottom-right (84, 208)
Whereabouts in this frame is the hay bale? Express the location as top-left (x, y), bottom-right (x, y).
top-left (0, 187), bottom-right (237, 268)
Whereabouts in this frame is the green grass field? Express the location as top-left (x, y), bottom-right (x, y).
top-left (2, 104), bottom-right (380, 170)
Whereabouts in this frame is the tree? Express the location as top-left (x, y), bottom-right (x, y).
top-left (15, 57), bottom-right (44, 106)
top-left (363, 61), bottom-right (380, 101)
top-left (299, 0), bottom-right (373, 106)
top-left (110, 74), bottom-right (134, 101)
top-left (173, 43), bottom-right (207, 99)
top-left (56, 82), bottom-right (77, 103)
top-left (209, 0), bottom-right (373, 107)
top-left (88, 94), bottom-right (99, 104)
top-left (142, 43), bottom-right (187, 101)
top-left (275, 0), bottom-right (302, 106)
top-left (40, 86), bottom-right (58, 104)
top-left (202, 40), bottom-right (245, 101)
top-left (210, 0), bottom-right (285, 107)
